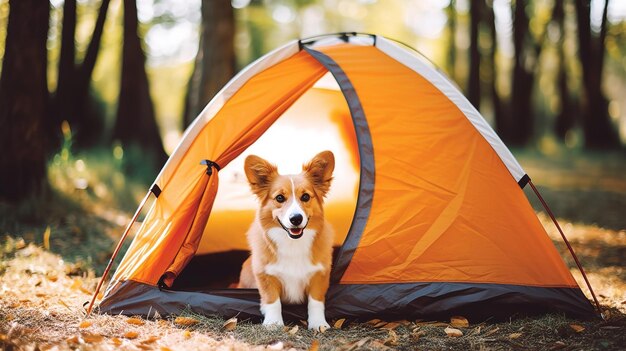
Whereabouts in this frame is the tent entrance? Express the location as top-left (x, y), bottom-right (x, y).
top-left (169, 72), bottom-right (361, 292)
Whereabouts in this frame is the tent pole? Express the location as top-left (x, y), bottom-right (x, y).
top-left (84, 189), bottom-right (154, 318)
top-left (528, 180), bottom-right (603, 318)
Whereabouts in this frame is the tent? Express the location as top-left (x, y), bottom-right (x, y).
top-left (93, 33), bottom-right (598, 321)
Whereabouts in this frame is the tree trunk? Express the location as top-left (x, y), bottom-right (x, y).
top-left (52, 0), bottom-right (110, 147)
top-left (574, 0), bottom-right (619, 148)
top-left (553, 0), bottom-right (575, 140)
top-left (183, 0), bottom-right (235, 128)
top-left (52, 0), bottom-right (77, 138)
top-left (467, 0), bottom-right (481, 109)
top-left (486, 0), bottom-right (504, 136)
top-left (113, 0), bottom-right (166, 166)
top-left (508, 0), bottom-right (540, 146)
top-left (0, 0), bottom-right (50, 201)
top-left (446, 0), bottom-right (457, 82)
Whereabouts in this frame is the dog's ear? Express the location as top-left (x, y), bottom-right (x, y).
top-left (244, 155), bottom-right (278, 199)
top-left (303, 151), bottom-right (335, 197)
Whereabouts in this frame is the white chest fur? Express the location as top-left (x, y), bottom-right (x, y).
top-left (265, 227), bottom-right (324, 304)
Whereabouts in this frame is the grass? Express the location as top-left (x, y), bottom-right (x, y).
top-left (1, 148), bottom-right (625, 350)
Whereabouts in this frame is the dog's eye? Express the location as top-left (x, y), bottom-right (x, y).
top-left (300, 193), bottom-right (310, 202)
top-left (275, 194), bottom-right (285, 203)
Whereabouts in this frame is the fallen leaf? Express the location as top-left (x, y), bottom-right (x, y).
top-left (356, 338), bottom-right (370, 347)
top-left (126, 317), bottom-right (145, 326)
top-left (66, 335), bottom-right (79, 344)
top-left (450, 316), bottom-right (469, 328)
top-left (15, 238), bottom-right (26, 250)
top-left (79, 286), bottom-right (92, 295)
top-left (382, 322), bottom-right (401, 330)
top-left (309, 339), bottom-right (320, 351)
top-left (136, 345), bottom-right (153, 350)
top-left (78, 320), bottom-right (93, 329)
top-left (183, 330), bottom-right (192, 339)
top-left (46, 275), bottom-right (58, 282)
top-left (223, 317), bottom-right (237, 331)
top-left (97, 292), bottom-right (104, 300)
top-left (174, 316), bottom-right (199, 326)
top-left (384, 330), bottom-right (399, 346)
top-left (509, 332), bottom-right (523, 339)
top-left (569, 324), bottom-right (585, 333)
top-left (160, 347), bottom-right (173, 351)
top-left (444, 326), bottom-right (463, 337)
top-left (411, 329), bottom-right (426, 340)
top-left (111, 337), bottom-right (122, 346)
top-left (373, 321), bottom-right (388, 328)
top-left (288, 325), bottom-right (299, 335)
top-left (483, 327), bottom-right (500, 337)
top-left (70, 279), bottom-right (82, 290)
top-left (549, 341), bottom-right (567, 350)
top-left (43, 226), bottom-right (51, 250)
top-left (81, 333), bottom-right (104, 343)
top-left (141, 336), bottom-right (159, 344)
top-left (334, 318), bottom-right (346, 329)
top-left (124, 331), bottom-right (139, 339)
top-left (367, 319), bottom-right (381, 326)
top-left (319, 325), bottom-right (329, 333)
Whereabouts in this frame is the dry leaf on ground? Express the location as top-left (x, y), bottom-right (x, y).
top-left (450, 316), bottom-right (469, 328)
top-left (183, 330), bottom-right (191, 339)
top-left (334, 318), bottom-right (346, 329)
top-left (288, 325), bottom-right (299, 335)
top-left (124, 331), bottom-right (139, 339)
top-left (444, 326), bottom-right (463, 337)
top-left (223, 317), bottom-right (237, 331)
top-left (509, 332), bottom-right (523, 339)
top-left (174, 316), bottom-right (200, 326)
top-left (126, 317), bottom-right (145, 326)
top-left (78, 320), bottom-right (93, 329)
top-left (81, 333), bottom-right (104, 343)
top-left (569, 324), bottom-right (585, 333)
top-left (482, 327), bottom-right (499, 337)
top-left (381, 322), bottom-right (401, 330)
top-left (309, 339), bottom-right (320, 351)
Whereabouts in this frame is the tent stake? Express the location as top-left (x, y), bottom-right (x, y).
top-left (84, 189), bottom-right (154, 318)
top-left (528, 180), bottom-right (603, 318)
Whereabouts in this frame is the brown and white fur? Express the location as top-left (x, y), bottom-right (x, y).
top-left (238, 151), bottom-right (335, 330)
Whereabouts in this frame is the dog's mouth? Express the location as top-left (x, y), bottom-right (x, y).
top-left (277, 219), bottom-right (306, 239)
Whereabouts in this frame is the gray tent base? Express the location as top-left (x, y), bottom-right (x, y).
top-left (99, 280), bottom-right (595, 322)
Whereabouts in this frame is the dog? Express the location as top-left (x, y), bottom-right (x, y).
top-left (238, 151), bottom-right (335, 330)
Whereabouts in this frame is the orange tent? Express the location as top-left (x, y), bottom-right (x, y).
top-left (96, 33), bottom-right (596, 320)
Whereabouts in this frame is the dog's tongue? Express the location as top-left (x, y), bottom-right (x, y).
top-left (290, 228), bottom-right (303, 236)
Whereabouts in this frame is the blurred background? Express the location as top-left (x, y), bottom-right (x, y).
top-left (0, 0), bottom-right (625, 271)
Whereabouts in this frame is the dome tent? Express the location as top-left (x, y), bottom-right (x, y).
top-left (90, 33), bottom-right (597, 321)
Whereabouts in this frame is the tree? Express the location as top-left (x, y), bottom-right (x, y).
top-left (52, 0), bottom-right (111, 147)
top-left (553, 0), bottom-right (575, 140)
top-left (574, 0), bottom-right (619, 148)
top-left (467, 0), bottom-right (482, 109)
top-left (485, 0), bottom-right (504, 135)
top-left (505, 0), bottom-right (549, 146)
top-left (445, 0), bottom-right (457, 82)
top-left (0, 0), bottom-right (50, 200)
top-left (183, 0), bottom-right (235, 128)
top-left (112, 0), bottom-right (166, 165)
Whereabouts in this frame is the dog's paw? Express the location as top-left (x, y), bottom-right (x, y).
top-left (307, 317), bottom-right (330, 331)
top-left (262, 317), bottom-right (284, 328)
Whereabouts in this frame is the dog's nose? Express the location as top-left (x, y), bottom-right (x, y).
top-left (289, 214), bottom-right (303, 226)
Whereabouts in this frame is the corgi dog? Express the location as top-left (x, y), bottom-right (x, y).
top-left (238, 151), bottom-right (335, 330)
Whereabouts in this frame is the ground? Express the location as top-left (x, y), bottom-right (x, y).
top-left (1, 150), bottom-right (625, 350)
